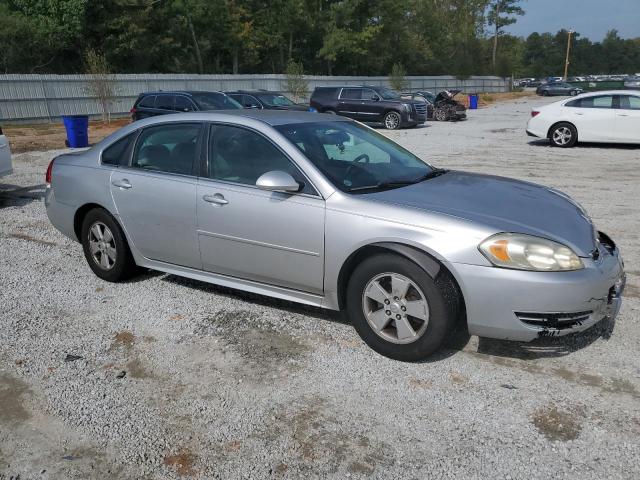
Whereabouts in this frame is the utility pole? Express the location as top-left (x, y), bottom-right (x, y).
top-left (564, 30), bottom-right (574, 80)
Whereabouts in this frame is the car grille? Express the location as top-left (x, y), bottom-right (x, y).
top-left (515, 310), bottom-right (593, 330)
top-left (413, 103), bottom-right (427, 115)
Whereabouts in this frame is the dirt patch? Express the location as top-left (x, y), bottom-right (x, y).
top-left (6, 232), bottom-right (58, 246)
top-left (164, 449), bottom-right (197, 476)
top-left (450, 372), bottom-right (468, 385)
top-left (623, 283), bottom-right (640, 299)
top-left (125, 358), bottom-right (154, 379)
top-left (4, 119), bottom-right (129, 153)
top-left (110, 330), bottom-right (135, 351)
top-left (408, 378), bottom-right (432, 390)
top-left (0, 373), bottom-right (31, 425)
top-left (532, 406), bottom-right (583, 442)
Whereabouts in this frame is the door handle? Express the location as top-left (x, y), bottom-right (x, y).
top-left (202, 194), bottom-right (228, 206)
top-left (616, 113), bottom-right (629, 117)
top-left (573, 112), bottom-right (584, 116)
top-left (112, 179), bottom-right (132, 189)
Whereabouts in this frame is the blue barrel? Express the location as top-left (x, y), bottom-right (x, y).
top-left (62, 115), bottom-right (89, 148)
top-left (469, 94), bottom-right (479, 110)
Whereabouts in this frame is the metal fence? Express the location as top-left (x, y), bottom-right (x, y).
top-left (0, 74), bottom-right (509, 123)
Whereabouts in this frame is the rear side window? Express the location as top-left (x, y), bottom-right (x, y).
top-left (175, 96), bottom-right (196, 112)
top-left (132, 123), bottom-right (201, 175)
top-left (156, 95), bottom-right (175, 110)
top-left (138, 95), bottom-right (156, 108)
top-left (102, 133), bottom-right (135, 166)
top-left (340, 88), bottom-right (362, 100)
top-left (619, 95), bottom-right (640, 110)
top-left (570, 95), bottom-right (614, 109)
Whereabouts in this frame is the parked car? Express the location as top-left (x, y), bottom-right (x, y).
top-left (402, 90), bottom-right (466, 121)
top-left (309, 85), bottom-right (427, 129)
top-left (536, 82), bottom-right (584, 97)
top-left (0, 125), bottom-right (12, 177)
top-left (45, 111), bottom-right (625, 361)
top-left (130, 91), bottom-right (242, 121)
top-left (624, 76), bottom-right (640, 90)
top-left (225, 90), bottom-right (308, 111)
top-left (527, 90), bottom-right (640, 147)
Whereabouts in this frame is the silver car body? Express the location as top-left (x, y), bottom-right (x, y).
top-left (45, 111), bottom-right (625, 341)
top-left (0, 130), bottom-right (12, 176)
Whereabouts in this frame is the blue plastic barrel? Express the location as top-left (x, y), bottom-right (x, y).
top-left (469, 94), bottom-right (479, 110)
top-left (62, 115), bottom-right (89, 148)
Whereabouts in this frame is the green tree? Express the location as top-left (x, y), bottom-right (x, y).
top-left (487, 0), bottom-right (524, 72)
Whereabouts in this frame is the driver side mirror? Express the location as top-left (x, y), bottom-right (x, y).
top-left (371, 94), bottom-right (380, 101)
top-left (256, 170), bottom-right (300, 193)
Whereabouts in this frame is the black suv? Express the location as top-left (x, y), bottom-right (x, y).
top-left (130, 91), bottom-right (242, 121)
top-left (225, 90), bottom-right (309, 111)
top-left (309, 85), bottom-right (427, 129)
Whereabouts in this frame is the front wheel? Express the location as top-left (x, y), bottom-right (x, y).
top-left (542, 90), bottom-right (550, 96)
top-left (346, 254), bottom-right (455, 361)
top-left (383, 111), bottom-right (401, 130)
top-left (570, 90), bottom-right (578, 96)
top-left (549, 122), bottom-right (578, 148)
top-left (81, 208), bottom-right (139, 282)
top-left (434, 108), bottom-right (448, 121)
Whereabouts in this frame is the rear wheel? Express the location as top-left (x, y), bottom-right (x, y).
top-left (549, 122), bottom-right (578, 148)
top-left (383, 111), bottom-right (401, 130)
top-left (81, 208), bottom-right (139, 282)
top-left (323, 109), bottom-right (337, 115)
top-left (542, 90), bottom-right (550, 96)
top-left (434, 108), bottom-right (448, 121)
top-left (346, 254), bottom-right (455, 361)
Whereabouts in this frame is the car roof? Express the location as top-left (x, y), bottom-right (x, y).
top-left (225, 90), bottom-right (284, 95)
top-left (140, 90), bottom-right (226, 96)
top-left (573, 90), bottom-right (640, 97)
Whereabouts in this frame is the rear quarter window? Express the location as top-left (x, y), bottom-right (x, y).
top-left (138, 95), bottom-right (156, 108)
top-left (102, 133), bottom-right (136, 166)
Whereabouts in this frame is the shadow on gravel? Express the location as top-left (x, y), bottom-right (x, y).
top-left (475, 317), bottom-right (616, 360)
top-left (0, 183), bottom-right (46, 208)
top-left (528, 139), bottom-right (640, 150)
top-left (161, 274), bottom-right (346, 325)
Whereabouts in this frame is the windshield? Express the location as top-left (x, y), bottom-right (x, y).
top-left (255, 93), bottom-right (296, 106)
top-left (376, 87), bottom-right (401, 100)
top-left (193, 93), bottom-right (242, 110)
top-left (275, 121), bottom-right (437, 193)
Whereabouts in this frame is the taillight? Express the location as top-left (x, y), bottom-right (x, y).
top-left (531, 111), bottom-right (540, 117)
top-left (130, 107), bottom-right (136, 114)
top-left (45, 158), bottom-right (55, 184)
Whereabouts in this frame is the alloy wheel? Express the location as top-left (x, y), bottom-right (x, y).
top-left (361, 272), bottom-right (430, 344)
top-left (384, 112), bottom-right (400, 129)
top-left (552, 127), bottom-right (572, 146)
top-left (88, 221), bottom-right (117, 270)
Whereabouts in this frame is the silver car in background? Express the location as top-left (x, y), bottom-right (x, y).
top-left (45, 111), bottom-right (625, 361)
top-left (0, 125), bottom-right (12, 177)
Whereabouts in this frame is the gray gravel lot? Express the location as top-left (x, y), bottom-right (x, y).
top-left (1, 96), bottom-right (639, 479)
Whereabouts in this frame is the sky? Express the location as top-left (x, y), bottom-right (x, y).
top-left (504, 0), bottom-right (639, 41)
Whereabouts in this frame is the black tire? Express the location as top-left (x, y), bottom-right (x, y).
top-left (549, 122), bottom-right (578, 148)
top-left (542, 90), bottom-right (550, 96)
top-left (81, 208), bottom-right (139, 282)
top-left (570, 90), bottom-right (578, 96)
top-left (346, 253), bottom-right (455, 362)
top-left (434, 108), bottom-right (448, 122)
top-left (383, 111), bottom-right (401, 130)
top-left (323, 109), bottom-right (337, 115)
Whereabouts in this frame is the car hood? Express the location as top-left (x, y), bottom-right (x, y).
top-left (270, 104), bottom-right (309, 111)
top-left (365, 171), bottom-right (596, 256)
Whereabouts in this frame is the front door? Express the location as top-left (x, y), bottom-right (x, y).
top-left (110, 122), bottom-right (203, 269)
top-left (567, 94), bottom-right (615, 142)
top-left (337, 88), bottom-right (364, 120)
top-left (196, 123), bottom-right (325, 294)
top-left (615, 95), bottom-right (640, 143)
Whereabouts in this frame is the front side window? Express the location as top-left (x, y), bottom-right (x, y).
top-left (207, 124), bottom-right (315, 194)
top-left (376, 87), bottom-right (400, 100)
top-left (255, 93), bottom-right (295, 107)
top-left (102, 133), bottom-right (135, 166)
top-left (362, 89), bottom-right (380, 101)
top-left (156, 95), bottom-right (175, 110)
top-left (275, 121), bottom-right (436, 193)
top-left (340, 88), bottom-right (362, 100)
top-left (619, 95), bottom-right (640, 110)
top-left (192, 93), bottom-right (242, 110)
top-left (132, 123), bottom-right (201, 175)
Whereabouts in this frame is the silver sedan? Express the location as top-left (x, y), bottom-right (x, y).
top-left (45, 111), bottom-right (625, 361)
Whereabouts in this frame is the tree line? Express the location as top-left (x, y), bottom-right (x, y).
top-left (1, 0), bottom-right (638, 78)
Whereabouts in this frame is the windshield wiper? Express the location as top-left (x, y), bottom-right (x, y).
top-left (347, 168), bottom-right (449, 192)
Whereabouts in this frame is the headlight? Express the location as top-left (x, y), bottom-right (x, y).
top-left (479, 233), bottom-right (584, 271)
top-left (402, 103), bottom-right (412, 112)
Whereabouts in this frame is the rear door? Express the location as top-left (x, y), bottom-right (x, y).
top-left (175, 95), bottom-right (197, 113)
top-left (110, 122), bottom-right (203, 269)
top-left (565, 95), bottom-right (615, 141)
top-left (614, 94), bottom-right (640, 143)
top-left (337, 88), bottom-right (364, 120)
top-left (155, 94), bottom-right (176, 114)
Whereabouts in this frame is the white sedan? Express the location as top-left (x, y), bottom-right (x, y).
top-left (0, 125), bottom-right (12, 176)
top-left (526, 90), bottom-right (640, 147)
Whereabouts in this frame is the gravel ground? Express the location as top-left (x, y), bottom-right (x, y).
top-left (1, 97), bottom-right (639, 480)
